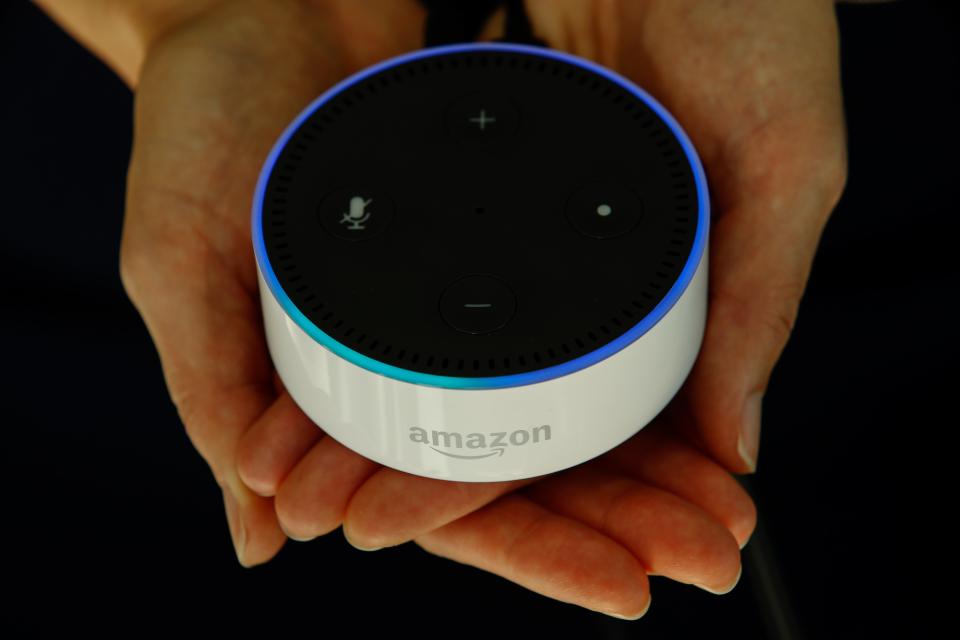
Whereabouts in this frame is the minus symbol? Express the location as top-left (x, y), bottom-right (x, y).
top-left (464, 303), bottom-right (493, 308)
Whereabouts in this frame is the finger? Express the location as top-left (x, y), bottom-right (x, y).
top-left (476, 0), bottom-right (619, 69)
top-left (221, 483), bottom-right (286, 568)
top-left (117, 0), bottom-right (431, 571)
top-left (475, 4), bottom-right (506, 42)
top-left (522, 465), bottom-right (742, 593)
top-left (595, 414), bottom-right (757, 549)
top-left (414, 493), bottom-right (651, 620)
top-left (343, 469), bottom-right (540, 550)
top-left (680, 110), bottom-right (848, 474)
top-left (190, 389), bottom-right (288, 567)
top-left (236, 390), bottom-right (324, 497)
top-left (273, 436), bottom-right (380, 541)
top-left (120, 213), bottom-right (288, 567)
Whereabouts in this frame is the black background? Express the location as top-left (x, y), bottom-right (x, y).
top-left (2, 1), bottom-right (951, 637)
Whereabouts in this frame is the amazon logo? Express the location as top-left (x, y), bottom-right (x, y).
top-left (409, 424), bottom-right (552, 460)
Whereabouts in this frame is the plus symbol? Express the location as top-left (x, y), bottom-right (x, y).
top-left (468, 109), bottom-right (497, 131)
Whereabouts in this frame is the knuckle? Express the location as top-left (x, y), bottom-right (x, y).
top-left (821, 150), bottom-right (849, 213)
top-left (117, 242), bottom-right (141, 300)
top-left (758, 280), bottom-right (804, 344)
top-left (118, 234), bottom-right (155, 304)
top-left (806, 131), bottom-right (849, 219)
top-left (713, 277), bottom-right (805, 347)
top-left (761, 303), bottom-right (798, 345)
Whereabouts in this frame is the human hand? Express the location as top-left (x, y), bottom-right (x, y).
top-left (478, 0), bottom-right (850, 474)
top-left (249, 0), bottom-right (846, 617)
top-left (372, 0), bottom-right (847, 613)
top-left (102, 0), bottom-right (427, 565)
top-left (56, 0), bottom-right (843, 619)
top-left (232, 0), bottom-right (865, 619)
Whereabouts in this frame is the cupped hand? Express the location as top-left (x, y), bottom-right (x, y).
top-left (233, 0), bottom-right (864, 619)
top-left (121, 0), bottom-right (846, 620)
top-left (375, 0), bottom-right (848, 615)
top-left (381, 0), bottom-right (848, 614)
top-left (487, 0), bottom-right (850, 473)
top-left (117, 0), bottom-right (426, 566)
top-left (259, 404), bottom-right (755, 618)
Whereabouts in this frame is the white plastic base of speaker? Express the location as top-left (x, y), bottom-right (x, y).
top-left (257, 244), bottom-right (708, 482)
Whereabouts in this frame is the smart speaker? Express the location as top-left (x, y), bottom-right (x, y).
top-left (252, 42), bottom-right (710, 482)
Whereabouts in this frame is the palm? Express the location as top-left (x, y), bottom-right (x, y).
top-left (358, 0), bottom-right (843, 615)
top-left (122, 0), bottom-right (844, 620)
top-left (605, 1), bottom-right (848, 466)
top-left (383, 0), bottom-right (845, 614)
top-left (230, 3), bottom-right (766, 618)
top-left (119, 0), bottom-right (426, 563)
top-left (508, 0), bottom-right (848, 467)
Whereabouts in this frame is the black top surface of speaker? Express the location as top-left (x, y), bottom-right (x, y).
top-left (259, 47), bottom-right (701, 378)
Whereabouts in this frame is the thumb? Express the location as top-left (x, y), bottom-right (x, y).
top-left (680, 132), bottom-right (848, 474)
top-left (119, 195), bottom-right (289, 567)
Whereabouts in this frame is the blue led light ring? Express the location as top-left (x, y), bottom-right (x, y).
top-left (252, 42), bottom-right (710, 390)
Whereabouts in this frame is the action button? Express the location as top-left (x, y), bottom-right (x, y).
top-left (440, 275), bottom-right (517, 335)
top-left (565, 184), bottom-right (643, 239)
top-left (445, 93), bottom-right (520, 144)
top-left (318, 187), bottom-right (394, 241)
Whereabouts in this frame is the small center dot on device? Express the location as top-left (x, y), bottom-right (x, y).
top-left (597, 204), bottom-right (613, 217)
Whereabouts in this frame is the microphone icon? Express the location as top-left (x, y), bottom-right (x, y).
top-left (340, 196), bottom-right (373, 230)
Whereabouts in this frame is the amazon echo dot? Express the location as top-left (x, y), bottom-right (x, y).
top-left (252, 42), bottom-right (709, 482)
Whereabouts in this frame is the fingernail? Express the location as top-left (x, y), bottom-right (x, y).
top-left (342, 529), bottom-right (384, 552)
top-left (737, 391), bottom-right (764, 473)
top-left (694, 565), bottom-right (742, 595)
top-left (222, 488), bottom-right (249, 567)
top-left (279, 520), bottom-right (315, 543)
top-left (605, 595), bottom-right (652, 621)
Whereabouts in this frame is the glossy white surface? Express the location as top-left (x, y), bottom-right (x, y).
top-left (257, 245), bottom-right (708, 482)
